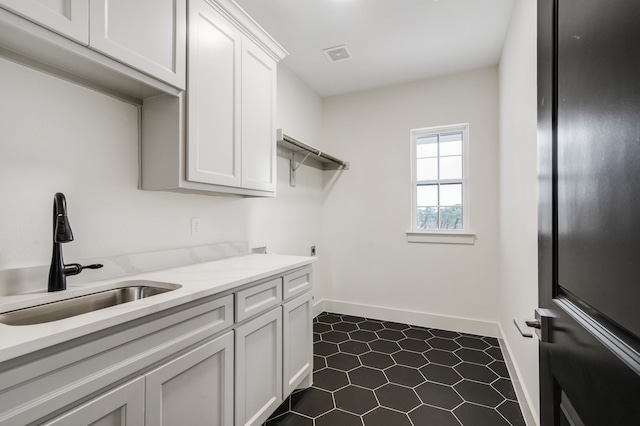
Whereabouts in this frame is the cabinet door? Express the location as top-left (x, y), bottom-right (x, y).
top-left (145, 331), bottom-right (234, 426)
top-left (42, 377), bottom-right (145, 426)
top-left (186, 0), bottom-right (242, 188)
top-left (89, 0), bottom-right (186, 89)
top-left (235, 307), bottom-right (282, 426)
top-left (282, 292), bottom-right (313, 396)
top-left (241, 37), bottom-right (277, 192)
top-left (0, 0), bottom-right (88, 43)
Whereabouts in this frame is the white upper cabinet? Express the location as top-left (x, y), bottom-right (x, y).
top-left (141, 0), bottom-right (287, 197)
top-left (0, 0), bottom-right (89, 44)
top-left (0, 0), bottom-right (186, 93)
top-left (89, 0), bottom-right (186, 90)
top-left (241, 37), bottom-right (277, 191)
top-left (187, 0), bottom-right (241, 187)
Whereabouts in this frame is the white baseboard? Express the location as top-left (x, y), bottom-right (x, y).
top-left (498, 325), bottom-right (539, 426)
top-left (313, 298), bottom-right (500, 338)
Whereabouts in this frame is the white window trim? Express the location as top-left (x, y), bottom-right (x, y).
top-left (407, 123), bottom-right (475, 245)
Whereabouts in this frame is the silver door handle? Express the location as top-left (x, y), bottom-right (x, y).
top-left (513, 317), bottom-right (540, 338)
top-left (514, 308), bottom-right (553, 341)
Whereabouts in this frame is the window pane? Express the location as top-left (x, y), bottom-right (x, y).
top-left (417, 136), bottom-right (437, 158)
top-left (439, 206), bottom-right (463, 229)
top-left (417, 185), bottom-right (438, 206)
top-left (439, 156), bottom-right (462, 179)
top-left (440, 183), bottom-right (462, 206)
top-left (416, 158), bottom-right (437, 181)
top-left (417, 207), bottom-right (438, 230)
top-left (439, 132), bottom-right (462, 156)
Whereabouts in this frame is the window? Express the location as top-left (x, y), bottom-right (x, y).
top-left (409, 124), bottom-right (473, 244)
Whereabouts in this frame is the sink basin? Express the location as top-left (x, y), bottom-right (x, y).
top-left (0, 282), bottom-right (181, 326)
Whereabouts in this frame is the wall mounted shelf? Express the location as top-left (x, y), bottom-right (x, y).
top-left (276, 129), bottom-right (349, 186)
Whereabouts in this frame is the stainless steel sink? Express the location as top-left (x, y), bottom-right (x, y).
top-left (0, 282), bottom-right (181, 326)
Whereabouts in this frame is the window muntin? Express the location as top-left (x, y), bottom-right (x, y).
top-left (412, 125), bottom-right (468, 232)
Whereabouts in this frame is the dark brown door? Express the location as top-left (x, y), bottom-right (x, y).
top-left (537, 0), bottom-right (640, 424)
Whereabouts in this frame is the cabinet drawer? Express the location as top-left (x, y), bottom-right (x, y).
top-left (283, 267), bottom-right (312, 300)
top-left (235, 277), bottom-right (282, 322)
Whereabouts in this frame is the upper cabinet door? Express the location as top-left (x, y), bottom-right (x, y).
top-left (186, 0), bottom-right (242, 188)
top-left (0, 0), bottom-right (89, 43)
top-left (88, 0), bottom-right (186, 89)
top-left (241, 37), bottom-right (277, 192)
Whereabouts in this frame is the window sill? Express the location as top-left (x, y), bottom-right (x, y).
top-left (406, 231), bottom-right (476, 245)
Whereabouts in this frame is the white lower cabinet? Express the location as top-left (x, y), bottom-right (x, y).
top-left (235, 307), bottom-right (283, 426)
top-left (282, 292), bottom-right (313, 396)
top-left (43, 377), bottom-right (145, 426)
top-left (145, 331), bottom-right (234, 426)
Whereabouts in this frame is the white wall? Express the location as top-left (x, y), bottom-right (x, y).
top-left (0, 59), bottom-right (323, 281)
top-left (319, 68), bottom-right (501, 335)
top-left (498, 0), bottom-right (539, 423)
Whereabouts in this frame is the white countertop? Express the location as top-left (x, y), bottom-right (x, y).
top-left (0, 254), bottom-right (315, 364)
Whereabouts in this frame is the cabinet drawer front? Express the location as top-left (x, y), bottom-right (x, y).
top-left (283, 267), bottom-right (312, 300)
top-left (235, 277), bottom-right (282, 322)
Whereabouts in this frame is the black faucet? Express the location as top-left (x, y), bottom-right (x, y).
top-left (48, 193), bottom-right (103, 292)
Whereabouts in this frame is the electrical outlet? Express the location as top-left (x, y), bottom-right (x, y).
top-left (311, 245), bottom-right (316, 256)
top-left (191, 217), bottom-right (201, 235)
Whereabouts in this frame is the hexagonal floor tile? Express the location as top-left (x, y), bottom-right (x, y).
top-left (360, 351), bottom-right (395, 369)
top-left (290, 388), bottom-right (334, 418)
top-left (454, 362), bottom-right (499, 383)
top-left (349, 330), bottom-right (378, 342)
top-left (341, 315), bottom-right (366, 323)
top-left (322, 330), bottom-right (350, 344)
top-left (385, 365), bottom-right (425, 387)
top-left (314, 355), bottom-right (326, 372)
top-left (313, 322), bottom-right (332, 334)
top-left (485, 346), bottom-right (505, 361)
top-left (359, 320), bottom-right (385, 331)
top-left (409, 405), bottom-right (461, 426)
top-left (314, 341), bottom-right (339, 356)
top-left (314, 368), bottom-right (349, 391)
top-left (456, 335), bottom-right (491, 350)
top-left (483, 336), bottom-right (500, 346)
top-left (317, 313), bottom-right (342, 324)
top-left (362, 407), bottom-right (412, 426)
top-left (430, 338), bottom-right (462, 351)
top-left (265, 412), bottom-right (313, 426)
top-left (392, 350), bottom-right (428, 368)
top-left (489, 360), bottom-right (510, 378)
top-left (315, 409), bottom-right (362, 426)
top-left (333, 322), bottom-right (359, 332)
top-left (382, 321), bottom-right (410, 331)
top-left (454, 402), bottom-right (511, 426)
top-left (398, 338), bottom-right (431, 353)
top-left (415, 381), bottom-right (464, 410)
top-left (404, 327), bottom-right (434, 340)
top-left (376, 329), bottom-right (405, 341)
top-left (349, 366), bottom-right (388, 389)
top-left (424, 349), bottom-right (462, 366)
top-left (454, 380), bottom-right (505, 408)
top-left (376, 383), bottom-right (421, 412)
top-left (492, 378), bottom-right (517, 400)
top-left (339, 340), bottom-right (370, 355)
top-left (326, 353), bottom-right (361, 371)
top-left (497, 400), bottom-right (526, 426)
top-left (431, 329), bottom-right (461, 339)
top-left (455, 348), bottom-right (493, 365)
top-left (368, 339), bottom-right (401, 354)
top-left (419, 363), bottom-right (462, 386)
top-left (334, 385), bottom-right (378, 415)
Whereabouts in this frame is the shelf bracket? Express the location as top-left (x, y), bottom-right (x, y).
top-left (290, 150), bottom-right (313, 187)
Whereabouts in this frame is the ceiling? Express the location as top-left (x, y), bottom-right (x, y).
top-left (234, 0), bottom-right (516, 97)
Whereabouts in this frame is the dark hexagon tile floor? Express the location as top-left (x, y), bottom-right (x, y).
top-left (264, 312), bottom-right (526, 426)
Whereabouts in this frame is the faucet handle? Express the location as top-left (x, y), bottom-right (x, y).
top-left (63, 263), bottom-right (104, 276)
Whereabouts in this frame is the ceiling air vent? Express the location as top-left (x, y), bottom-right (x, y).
top-left (322, 45), bottom-right (352, 63)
